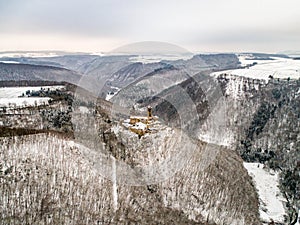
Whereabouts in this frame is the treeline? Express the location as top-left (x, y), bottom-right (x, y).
top-left (0, 80), bottom-right (68, 87)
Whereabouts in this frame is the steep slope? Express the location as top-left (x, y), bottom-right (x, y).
top-left (132, 56), bottom-right (300, 223)
top-left (217, 74), bottom-right (300, 224)
top-left (76, 55), bottom-right (135, 97)
top-left (111, 65), bottom-right (191, 108)
top-left (138, 71), bottom-right (219, 137)
top-left (0, 130), bottom-right (260, 224)
top-left (105, 62), bottom-right (165, 88)
top-left (0, 82), bottom-right (261, 224)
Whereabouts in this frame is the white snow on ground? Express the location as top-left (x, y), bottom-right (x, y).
top-left (105, 86), bottom-right (120, 101)
top-left (90, 52), bottom-right (106, 56)
top-left (111, 124), bottom-right (122, 135)
top-left (78, 106), bottom-right (89, 114)
top-left (0, 60), bottom-right (20, 64)
top-left (243, 162), bottom-right (286, 224)
top-left (111, 155), bottom-right (118, 212)
top-left (135, 122), bottom-right (147, 130)
top-left (105, 93), bottom-right (115, 101)
top-left (296, 210), bottom-right (300, 225)
top-left (296, 211), bottom-right (300, 225)
top-left (212, 56), bottom-right (300, 82)
top-left (0, 86), bottom-right (64, 98)
top-left (129, 54), bottom-right (193, 64)
top-left (237, 54), bottom-right (275, 67)
top-left (0, 98), bottom-right (50, 108)
top-left (0, 86), bottom-right (64, 108)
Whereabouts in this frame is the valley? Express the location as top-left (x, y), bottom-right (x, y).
top-left (0, 51), bottom-right (299, 225)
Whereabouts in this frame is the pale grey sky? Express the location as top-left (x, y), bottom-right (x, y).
top-left (0, 0), bottom-right (299, 53)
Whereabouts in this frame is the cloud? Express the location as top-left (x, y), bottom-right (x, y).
top-left (0, 0), bottom-right (300, 52)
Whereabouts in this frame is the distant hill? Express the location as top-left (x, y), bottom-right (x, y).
top-left (0, 62), bottom-right (82, 85)
top-left (0, 54), bottom-right (100, 72)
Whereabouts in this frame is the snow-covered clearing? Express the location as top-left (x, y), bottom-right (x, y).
top-left (0, 86), bottom-right (64, 108)
top-left (0, 86), bottom-right (64, 98)
top-left (212, 56), bottom-right (300, 82)
top-left (243, 162), bottom-right (286, 224)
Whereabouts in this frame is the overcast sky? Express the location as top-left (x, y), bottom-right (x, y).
top-left (0, 0), bottom-right (299, 53)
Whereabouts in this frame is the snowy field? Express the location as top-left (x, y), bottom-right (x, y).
top-left (212, 56), bottom-right (300, 82)
top-left (0, 86), bottom-right (64, 98)
top-left (129, 54), bottom-right (193, 64)
top-left (0, 86), bottom-right (64, 108)
top-left (243, 162), bottom-right (286, 224)
top-left (0, 60), bottom-right (20, 64)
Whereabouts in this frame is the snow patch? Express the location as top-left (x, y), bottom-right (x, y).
top-left (296, 210), bottom-right (300, 225)
top-left (78, 106), bottom-right (89, 114)
top-left (296, 88), bottom-right (300, 97)
top-left (105, 86), bottom-right (120, 101)
top-left (135, 122), bottom-right (148, 130)
top-left (111, 156), bottom-right (118, 212)
top-left (243, 163), bottom-right (286, 224)
top-left (111, 124), bottom-right (121, 135)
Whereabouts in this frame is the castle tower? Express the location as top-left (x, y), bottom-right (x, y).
top-left (147, 106), bottom-right (152, 120)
